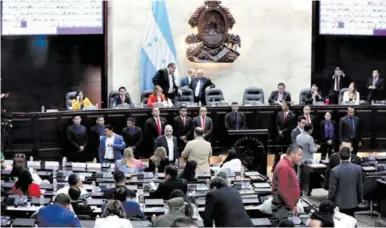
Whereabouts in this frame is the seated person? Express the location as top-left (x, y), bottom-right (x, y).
top-left (318, 200), bottom-right (357, 228)
top-left (147, 85), bottom-right (173, 107)
top-left (71, 90), bottom-right (93, 110)
top-left (56, 173), bottom-right (89, 198)
top-left (307, 211), bottom-right (334, 227)
top-left (115, 148), bottom-right (144, 173)
top-left (179, 160), bottom-right (197, 182)
top-left (171, 217), bottom-right (198, 227)
top-left (103, 170), bottom-right (136, 199)
top-left (268, 82), bottom-right (291, 105)
top-left (111, 86), bottom-right (134, 106)
top-left (94, 200), bottom-right (133, 228)
top-left (170, 189), bottom-right (197, 219)
top-left (150, 165), bottom-right (187, 200)
top-left (152, 197), bottom-right (189, 227)
top-left (146, 147), bottom-right (170, 173)
top-left (342, 82), bottom-right (360, 105)
top-left (113, 186), bottom-right (144, 219)
top-left (12, 169), bottom-right (42, 197)
top-left (219, 149), bottom-right (242, 173)
top-left (9, 154), bottom-right (46, 184)
top-left (37, 193), bottom-right (81, 227)
top-left (68, 186), bottom-right (94, 217)
top-left (305, 84), bottom-right (322, 104)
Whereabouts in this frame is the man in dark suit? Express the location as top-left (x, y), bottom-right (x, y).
top-left (152, 63), bottom-right (181, 101)
top-left (190, 69), bottom-right (215, 105)
top-left (291, 116), bottom-right (306, 143)
top-left (330, 66), bottom-right (348, 104)
top-left (274, 102), bottom-right (297, 169)
top-left (304, 84), bottom-right (322, 105)
top-left (150, 165), bottom-right (187, 200)
top-left (111, 86), bottom-right (134, 107)
top-left (179, 69), bottom-right (196, 88)
top-left (366, 69), bottom-right (384, 103)
top-left (66, 115), bottom-right (88, 162)
top-left (173, 106), bottom-right (192, 151)
top-left (154, 125), bottom-right (179, 162)
top-left (192, 107), bottom-right (213, 141)
top-left (302, 105), bottom-right (318, 138)
top-left (145, 107), bottom-right (167, 156)
top-left (103, 170), bottom-right (135, 199)
top-left (323, 140), bottom-right (361, 190)
top-left (121, 117), bottom-right (142, 151)
top-left (225, 102), bottom-right (246, 130)
top-left (339, 106), bottom-right (362, 154)
top-left (268, 82), bottom-right (292, 105)
top-left (203, 177), bottom-right (253, 227)
top-left (328, 147), bottom-right (363, 217)
top-left (87, 116), bottom-right (105, 162)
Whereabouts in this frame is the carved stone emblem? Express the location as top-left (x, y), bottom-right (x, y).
top-left (185, 1), bottom-right (241, 63)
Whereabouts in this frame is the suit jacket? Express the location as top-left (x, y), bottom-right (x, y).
top-left (179, 76), bottom-right (192, 88)
top-left (152, 68), bottom-right (178, 95)
top-left (111, 95), bottom-right (133, 106)
top-left (121, 126), bottom-right (142, 149)
top-left (154, 135), bottom-right (179, 161)
top-left (190, 77), bottom-right (215, 99)
top-left (203, 186), bottom-right (253, 227)
top-left (150, 177), bottom-right (187, 200)
top-left (87, 125), bottom-right (105, 161)
top-left (290, 127), bottom-right (302, 143)
top-left (339, 115), bottom-right (361, 141)
top-left (295, 132), bottom-right (317, 161)
top-left (328, 162), bottom-right (363, 209)
top-left (66, 124), bottom-right (88, 154)
top-left (276, 111), bottom-right (297, 137)
top-left (224, 111), bottom-right (247, 130)
top-left (173, 115), bottom-right (193, 140)
top-left (152, 210), bottom-right (188, 227)
top-left (192, 116), bottom-right (213, 140)
top-left (304, 92), bottom-right (322, 105)
top-left (366, 77), bottom-right (384, 100)
top-left (145, 117), bottom-right (167, 141)
top-left (268, 91), bottom-right (291, 105)
top-left (98, 134), bottom-right (126, 162)
top-left (181, 137), bottom-right (212, 173)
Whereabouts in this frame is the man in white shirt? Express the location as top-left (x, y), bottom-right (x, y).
top-left (98, 125), bottom-right (126, 163)
top-left (55, 173), bottom-right (89, 199)
top-left (154, 125), bottom-right (179, 162)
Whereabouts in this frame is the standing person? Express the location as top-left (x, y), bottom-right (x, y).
top-left (179, 69), bottom-right (196, 88)
top-left (224, 102), bottom-right (247, 130)
top-left (173, 106), bottom-right (192, 151)
top-left (192, 107), bottom-right (213, 141)
top-left (203, 177), bottom-right (253, 227)
top-left (121, 117), bottom-right (143, 151)
top-left (290, 116), bottom-right (306, 143)
top-left (320, 112), bottom-right (336, 159)
top-left (190, 69), bottom-right (215, 105)
top-left (181, 128), bottom-right (212, 173)
top-left (66, 115), bottom-right (88, 162)
top-left (339, 107), bottom-right (362, 155)
top-left (88, 116), bottom-right (105, 162)
top-left (145, 107), bottom-right (168, 155)
top-left (154, 125), bottom-right (179, 162)
top-left (98, 125), bottom-right (126, 163)
top-left (366, 69), bottom-right (384, 103)
top-left (328, 147), bottom-right (363, 217)
top-left (271, 145), bottom-right (302, 221)
top-left (331, 67), bottom-right (348, 104)
top-left (152, 63), bottom-right (181, 101)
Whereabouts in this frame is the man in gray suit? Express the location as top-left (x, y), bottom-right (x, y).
top-left (328, 147), bottom-right (363, 217)
top-left (291, 116), bottom-right (306, 143)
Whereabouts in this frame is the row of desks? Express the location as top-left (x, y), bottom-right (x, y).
top-left (3, 105), bottom-right (386, 156)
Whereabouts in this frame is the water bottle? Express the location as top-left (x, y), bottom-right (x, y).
top-left (112, 103), bottom-right (116, 109)
top-left (240, 167), bottom-right (245, 188)
top-left (139, 193), bottom-right (145, 212)
top-left (30, 156), bottom-right (34, 161)
top-left (53, 178), bottom-right (57, 191)
top-left (152, 214), bottom-right (156, 222)
top-left (175, 159), bottom-right (179, 167)
top-left (206, 178), bottom-right (211, 188)
top-left (95, 103), bottom-right (99, 109)
top-left (41, 105), bottom-right (45, 113)
top-left (40, 195), bottom-right (45, 207)
top-left (155, 167), bottom-right (159, 178)
top-left (140, 102), bottom-right (144, 108)
top-left (91, 181), bottom-right (96, 191)
top-left (198, 101), bottom-right (202, 107)
top-left (93, 158), bottom-right (97, 163)
top-left (62, 157), bottom-right (67, 170)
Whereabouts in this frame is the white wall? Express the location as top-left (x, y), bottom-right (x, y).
top-left (108, 0), bottom-right (312, 104)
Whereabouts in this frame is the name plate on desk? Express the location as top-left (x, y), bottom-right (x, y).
top-left (27, 161), bottom-right (41, 169)
top-left (72, 162), bottom-right (86, 170)
top-left (87, 163), bottom-right (101, 171)
top-left (45, 161), bottom-right (59, 170)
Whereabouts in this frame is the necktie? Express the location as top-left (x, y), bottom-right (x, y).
top-left (75, 125), bottom-right (82, 134)
top-left (129, 127), bottom-right (135, 135)
top-left (278, 93), bottom-right (283, 101)
top-left (306, 115), bottom-right (310, 123)
top-left (235, 113), bottom-right (239, 130)
top-left (195, 80), bottom-right (201, 97)
top-left (121, 96), bottom-right (125, 104)
top-left (156, 118), bottom-right (162, 136)
top-left (201, 117), bottom-right (206, 133)
top-left (350, 117), bottom-right (355, 136)
top-left (335, 76), bottom-right (340, 91)
top-left (283, 112), bottom-right (287, 120)
top-left (182, 117), bottom-right (186, 126)
top-left (373, 78), bottom-right (377, 86)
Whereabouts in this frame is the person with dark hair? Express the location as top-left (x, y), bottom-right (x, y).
top-left (56, 173), bottom-right (88, 198)
top-left (98, 124), bottom-right (126, 163)
top-left (366, 69), bottom-right (384, 103)
top-left (113, 186), bottom-right (144, 219)
top-left (71, 90), bottom-right (93, 110)
top-left (328, 147), bottom-right (363, 218)
top-left (68, 186), bottom-right (94, 217)
top-left (173, 106), bottom-right (193, 150)
top-left (192, 107), bottom-right (213, 140)
top-left (278, 219), bottom-right (295, 227)
top-left (94, 200), bottom-right (132, 228)
top-left (145, 107), bottom-right (168, 157)
top-left (291, 116), bottom-right (306, 143)
top-left (150, 165), bottom-right (187, 200)
top-left (179, 69), bottom-right (196, 88)
top-left (170, 189), bottom-right (195, 219)
top-left (121, 117), bottom-right (143, 151)
top-left (203, 177), bottom-right (253, 227)
top-left (152, 63), bottom-right (181, 101)
top-left (111, 86), bottom-right (134, 106)
top-left (271, 144), bottom-right (302, 221)
top-left (11, 169), bottom-right (41, 197)
top-left (339, 107), bottom-right (362, 155)
top-left (154, 125), bottom-right (179, 162)
top-left (66, 115), bottom-right (88, 162)
top-left (88, 116), bottom-right (105, 162)
top-left (103, 170), bottom-right (135, 199)
top-left (152, 197), bottom-right (188, 227)
top-left (219, 148), bottom-right (242, 173)
top-left (320, 112), bottom-right (337, 159)
top-left (146, 147), bottom-right (170, 173)
top-left (308, 212), bottom-right (334, 227)
top-left (225, 102), bottom-right (246, 130)
top-left (181, 127), bottom-right (212, 173)
top-left (171, 217), bottom-right (198, 227)
top-left (318, 200), bottom-right (357, 227)
top-left (178, 160), bottom-right (196, 183)
top-left (304, 84), bottom-right (322, 105)
top-left (268, 82), bottom-right (292, 105)
top-left (190, 69), bottom-right (215, 105)
top-left (37, 193), bottom-right (81, 227)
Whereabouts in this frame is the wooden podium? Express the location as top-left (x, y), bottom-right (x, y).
top-left (228, 129), bottom-right (269, 175)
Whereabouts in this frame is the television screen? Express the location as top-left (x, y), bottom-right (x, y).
top-left (1, 0), bottom-right (103, 35)
top-left (319, 0), bottom-right (386, 36)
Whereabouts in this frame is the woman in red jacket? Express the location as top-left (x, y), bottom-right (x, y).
top-left (12, 169), bottom-right (42, 197)
top-left (147, 85), bottom-right (173, 107)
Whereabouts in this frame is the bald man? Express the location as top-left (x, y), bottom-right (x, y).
top-left (190, 69), bottom-right (215, 105)
top-left (154, 125), bottom-right (179, 162)
top-left (192, 107), bottom-right (213, 141)
top-left (180, 69), bottom-right (196, 88)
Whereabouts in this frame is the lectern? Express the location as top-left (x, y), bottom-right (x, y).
top-left (228, 129), bottom-right (269, 175)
